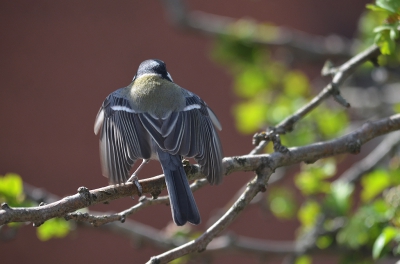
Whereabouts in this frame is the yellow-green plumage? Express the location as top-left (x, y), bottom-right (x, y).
top-left (129, 75), bottom-right (185, 117)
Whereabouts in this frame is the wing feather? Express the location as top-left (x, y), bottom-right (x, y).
top-left (158, 92), bottom-right (224, 185)
top-left (96, 88), bottom-right (151, 184)
top-left (95, 87), bottom-right (223, 185)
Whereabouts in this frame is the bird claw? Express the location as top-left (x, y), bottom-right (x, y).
top-left (126, 175), bottom-right (142, 197)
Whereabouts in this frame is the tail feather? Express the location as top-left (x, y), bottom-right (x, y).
top-left (158, 150), bottom-right (200, 225)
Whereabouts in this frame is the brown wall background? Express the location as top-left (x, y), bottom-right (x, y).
top-left (1, 1), bottom-right (369, 263)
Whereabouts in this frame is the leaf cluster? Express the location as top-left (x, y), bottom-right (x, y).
top-left (363, 0), bottom-right (400, 55)
top-left (0, 173), bottom-right (71, 241)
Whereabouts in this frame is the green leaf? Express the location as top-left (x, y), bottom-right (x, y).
top-left (295, 255), bottom-right (312, 264)
top-left (373, 25), bottom-right (397, 32)
top-left (0, 173), bottom-right (23, 198)
top-left (372, 226), bottom-right (399, 259)
top-left (312, 108), bottom-right (348, 137)
top-left (268, 187), bottom-right (297, 219)
top-left (298, 200), bottom-right (320, 228)
top-left (316, 235), bottom-right (333, 249)
top-left (375, 0), bottom-right (400, 14)
top-left (37, 218), bottom-right (71, 241)
top-left (295, 171), bottom-right (330, 195)
top-left (295, 159), bottom-right (336, 195)
top-left (324, 181), bottom-right (354, 216)
top-left (234, 67), bottom-right (269, 98)
top-left (283, 71), bottom-right (310, 98)
top-left (0, 173), bottom-right (27, 207)
top-left (390, 28), bottom-right (399, 40)
top-left (361, 169), bottom-right (391, 202)
top-left (366, 4), bottom-right (394, 13)
top-left (359, 6), bottom-right (389, 40)
top-left (233, 101), bottom-right (268, 134)
top-left (337, 202), bottom-right (390, 250)
top-left (376, 30), bottom-right (397, 55)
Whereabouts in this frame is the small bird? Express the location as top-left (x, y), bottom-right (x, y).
top-left (94, 59), bottom-right (223, 226)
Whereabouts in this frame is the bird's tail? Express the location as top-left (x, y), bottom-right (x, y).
top-left (157, 149), bottom-right (200, 226)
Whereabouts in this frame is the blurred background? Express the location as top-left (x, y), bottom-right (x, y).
top-left (0, 0), bottom-right (390, 263)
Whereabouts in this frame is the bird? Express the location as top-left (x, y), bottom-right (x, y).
top-left (94, 59), bottom-right (223, 226)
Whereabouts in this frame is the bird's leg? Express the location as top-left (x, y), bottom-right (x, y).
top-left (126, 159), bottom-right (149, 196)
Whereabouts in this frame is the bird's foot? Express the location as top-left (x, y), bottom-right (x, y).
top-left (126, 174), bottom-right (142, 197)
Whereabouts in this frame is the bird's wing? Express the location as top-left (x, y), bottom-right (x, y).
top-left (94, 88), bottom-right (152, 184)
top-left (138, 90), bottom-right (224, 185)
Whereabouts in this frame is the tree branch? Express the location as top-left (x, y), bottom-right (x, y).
top-left (65, 179), bottom-right (209, 226)
top-left (161, 0), bottom-right (355, 60)
top-left (284, 131), bottom-right (400, 262)
top-left (339, 130), bottom-right (400, 184)
top-left (1, 114), bottom-right (400, 228)
top-left (19, 180), bottom-right (345, 260)
top-left (147, 167), bottom-right (273, 263)
top-left (18, 183), bottom-right (311, 258)
top-left (251, 45), bottom-right (381, 155)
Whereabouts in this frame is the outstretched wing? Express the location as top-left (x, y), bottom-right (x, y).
top-left (94, 88), bottom-right (152, 184)
top-left (139, 89), bottom-right (224, 185)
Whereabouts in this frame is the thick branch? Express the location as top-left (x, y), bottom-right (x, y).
top-left (65, 179), bottom-right (209, 226)
top-left (21, 182), bottom-right (303, 257)
top-left (20, 180), bottom-right (343, 259)
top-left (1, 114), bottom-right (400, 227)
top-left (339, 130), bottom-right (400, 184)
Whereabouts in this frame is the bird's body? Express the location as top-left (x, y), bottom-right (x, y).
top-left (94, 59), bottom-right (223, 226)
top-left (130, 74), bottom-right (186, 117)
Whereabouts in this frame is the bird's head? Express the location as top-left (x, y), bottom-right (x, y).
top-left (133, 59), bottom-right (173, 82)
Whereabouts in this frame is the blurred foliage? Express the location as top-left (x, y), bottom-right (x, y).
top-left (210, 0), bottom-right (400, 262)
top-left (295, 159), bottom-right (336, 195)
top-left (366, 0), bottom-right (400, 55)
top-left (0, 173), bottom-right (29, 208)
top-left (337, 200), bottom-right (389, 249)
top-left (37, 218), bottom-right (70, 241)
top-left (1, 1), bottom-right (400, 263)
top-left (0, 173), bottom-right (71, 241)
top-left (295, 255), bottom-right (312, 264)
top-left (361, 168), bottom-right (400, 202)
top-left (212, 33), bottom-right (348, 145)
top-left (267, 186), bottom-right (297, 219)
top-left (316, 235), bottom-right (333, 249)
top-left (324, 180), bottom-right (354, 217)
top-left (298, 200), bottom-right (321, 230)
top-left (372, 226), bottom-right (400, 259)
